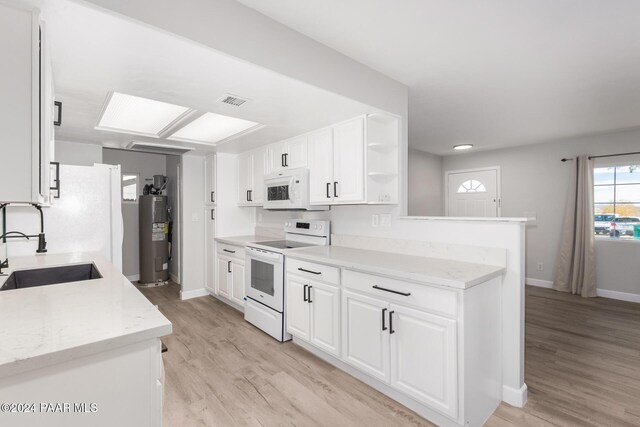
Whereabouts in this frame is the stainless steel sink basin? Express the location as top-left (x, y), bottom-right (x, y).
top-left (0, 263), bottom-right (102, 291)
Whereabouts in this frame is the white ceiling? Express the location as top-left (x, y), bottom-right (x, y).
top-left (42, 0), bottom-right (373, 154)
top-left (236, 0), bottom-right (640, 155)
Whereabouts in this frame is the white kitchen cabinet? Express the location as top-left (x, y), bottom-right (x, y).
top-left (0, 4), bottom-right (54, 204)
top-left (205, 153), bottom-right (216, 205)
top-left (286, 275), bottom-right (310, 340)
top-left (216, 256), bottom-right (230, 298)
top-left (390, 304), bottom-right (458, 419)
top-left (237, 146), bottom-right (266, 206)
top-left (332, 117), bottom-right (365, 203)
top-left (342, 290), bottom-right (390, 382)
top-left (205, 207), bottom-right (216, 292)
top-left (309, 280), bottom-right (341, 357)
top-left (267, 135), bottom-right (307, 172)
top-left (230, 259), bottom-right (246, 307)
top-left (308, 118), bottom-right (365, 205)
top-left (308, 128), bottom-right (334, 204)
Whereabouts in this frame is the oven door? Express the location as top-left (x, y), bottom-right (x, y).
top-left (245, 247), bottom-right (284, 312)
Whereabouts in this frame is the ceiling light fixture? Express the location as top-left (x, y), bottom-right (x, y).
top-left (96, 92), bottom-right (191, 137)
top-left (453, 144), bottom-right (474, 150)
top-left (168, 112), bottom-right (261, 145)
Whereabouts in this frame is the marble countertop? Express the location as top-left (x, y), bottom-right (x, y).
top-left (215, 235), bottom-right (278, 246)
top-left (0, 252), bottom-right (172, 378)
top-left (285, 245), bottom-right (505, 289)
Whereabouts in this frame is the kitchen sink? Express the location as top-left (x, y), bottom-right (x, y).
top-left (0, 263), bottom-right (102, 291)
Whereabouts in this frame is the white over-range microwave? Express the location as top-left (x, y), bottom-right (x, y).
top-left (263, 168), bottom-right (328, 210)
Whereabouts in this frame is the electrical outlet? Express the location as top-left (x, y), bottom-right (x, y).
top-left (537, 262), bottom-right (544, 271)
top-left (371, 214), bottom-right (379, 227)
top-left (380, 214), bottom-right (392, 227)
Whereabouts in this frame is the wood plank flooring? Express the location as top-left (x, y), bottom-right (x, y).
top-left (138, 284), bottom-right (640, 427)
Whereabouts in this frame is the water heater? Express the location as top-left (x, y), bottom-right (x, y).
top-left (139, 195), bottom-right (169, 285)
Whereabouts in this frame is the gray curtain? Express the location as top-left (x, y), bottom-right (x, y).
top-left (553, 154), bottom-right (597, 297)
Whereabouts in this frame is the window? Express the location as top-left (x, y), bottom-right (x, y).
top-left (122, 173), bottom-right (139, 202)
top-left (457, 179), bottom-right (486, 193)
top-left (594, 164), bottom-right (640, 239)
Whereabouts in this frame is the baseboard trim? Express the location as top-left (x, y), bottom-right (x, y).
top-left (169, 273), bottom-right (180, 284)
top-left (525, 277), bottom-right (553, 288)
top-left (527, 278), bottom-right (640, 303)
top-left (596, 288), bottom-right (640, 303)
top-left (180, 288), bottom-right (209, 300)
top-left (502, 383), bottom-right (528, 408)
top-left (126, 274), bottom-right (140, 282)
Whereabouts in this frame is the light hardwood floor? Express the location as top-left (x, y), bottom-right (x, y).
top-left (138, 284), bottom-right (640, 427)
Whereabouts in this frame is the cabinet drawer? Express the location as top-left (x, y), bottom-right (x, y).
top-left (216, 243), bottom-right (245, 260)
top-left (287, 258), bottom-right (340, 285)
top-left (343, 270), bottom-right (458, 318)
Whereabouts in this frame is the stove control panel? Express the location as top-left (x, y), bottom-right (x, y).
top-left (284, 220), bottom-right (330, 237)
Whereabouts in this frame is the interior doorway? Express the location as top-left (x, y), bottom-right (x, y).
top-left (445, 167), bottom-right (501, 217)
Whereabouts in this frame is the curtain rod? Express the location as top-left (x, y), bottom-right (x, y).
top-left (561, 151), bottom-right (640, 162)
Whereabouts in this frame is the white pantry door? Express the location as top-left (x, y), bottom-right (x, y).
top-left (446, 168), bottom-right (499, 217)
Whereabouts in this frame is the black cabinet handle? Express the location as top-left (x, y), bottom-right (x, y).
top-left (326, 182), bottom-right (331, 198)
top-left (381, 308), bottom-right (387, 331)
top-left (281, 153), bottom-right (286, 167)
top-left (53, 101), bottom-right (62, 126)
top-left (303, 284), bottom-right (308, 302)
top-left (372, 285), bottom-right (411, 296)
top-left (210, 191), bottom-right (215, 203)
top-left (248, 190), bottom-right (253, 202)
top-left (308, 286), bottom-right (313, 303)
top-left (50, 161), bottom-right (60, 199)
top-left (210, 209), bottom-right (215, 220)
top-left (284, 153), bottom-right (288, 167)
top-left (334, 181), bottom-right (338, 198)
top-left (298, 267), bottom-right (321, 275)
top-left (389, 310), bottom-right (395, 334)
top-left (246, 190), bottom-right (250, 202)
top-left (223, 249), bottom-right (236, 254)
top-left (227, 260), bottom-right (231, 273)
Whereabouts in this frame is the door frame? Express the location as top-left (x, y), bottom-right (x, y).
top-left (444, 166), bottom-right (501, 217)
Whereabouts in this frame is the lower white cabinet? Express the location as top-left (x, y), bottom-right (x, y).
top-left (230, 259), bottom-right (246, 307)
top-left (215, 243), bottom-right (246, 309)
top-left (216, 256), bottom-right (230, 298)
top-left (286, 274), bottom-right (340, 357)
top-left (390, 304), bottom-right (458, 419)
top-left (342, 290), bottom-right (390, 382)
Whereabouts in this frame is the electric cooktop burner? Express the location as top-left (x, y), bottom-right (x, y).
top-left (253, 240), bottom-right (317, 250)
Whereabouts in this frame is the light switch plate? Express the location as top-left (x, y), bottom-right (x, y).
top-left (371, 214), bottom-right (379, 227)
top-left (380, 214), bottom-right (392, 227)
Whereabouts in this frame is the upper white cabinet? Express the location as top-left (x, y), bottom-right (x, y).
top-left (267, 135), bottom-right (307, 172)
top-left (309, 117), bottom-right (365, 205)
top-left (237, 146), bottom-right (267, 206)
top-left (0, 4), bottom-right (55, 204)
top-left (205, 154), bottom-right (216, 205)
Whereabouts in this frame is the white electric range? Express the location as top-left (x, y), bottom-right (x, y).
top-left (244, 220), bottom-right (330, 341)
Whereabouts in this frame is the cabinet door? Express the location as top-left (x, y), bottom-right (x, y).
top-left (216, 256), bottom-right (230, 297)
top-left (267, 141), bottom-right (287, 173)
top-left (390, 304), bottom-right (458, 419)
top-left (250, 147), bottom-right (267, 205)
top-left (333, 117), bottom-right (365, 203)
top-left (286, 275), bottom-right (310, 341)
top-left (205, 209), bottom-right (216, 291)
top-left (205, 154), bottom-right (216, 204)
top-left (309, 280), bottom-right (340, 357)
top-left (237, 152), bottom-right (251, 205)
top-left (342, 290), bottom-right (390, 382)
top-left (230, 260), bottom-right (246, 307)
top-left (285, 135), bottom-right (307, 169)
top-left (307, 128), bottom-right (334, 204)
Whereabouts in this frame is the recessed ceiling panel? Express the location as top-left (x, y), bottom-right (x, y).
top-left (96, 92), bottom-right (190, 137)
top-left (168, 112), bottom-right (260, 145)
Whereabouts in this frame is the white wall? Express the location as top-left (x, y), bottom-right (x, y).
top-left (408, 148), bottom-right (443, 216)
top-left (441, 127), bottom-right (640, 297)
top-left (55, 140), bottom-right (102, 166)
top-left (180, 154), bottom-right (206, 297)
top-left (102, 148), bottom-right (167, 278)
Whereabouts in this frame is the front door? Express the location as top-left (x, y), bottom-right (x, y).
top-left (446, 168), bottom-right (499, 217)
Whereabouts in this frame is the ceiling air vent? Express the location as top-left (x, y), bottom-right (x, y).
top-left (219, 94), bottom-right (249, 107)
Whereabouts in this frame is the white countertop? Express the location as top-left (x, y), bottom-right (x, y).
top-left (401, 216), bottom-right (530, 222)
top-left (215, 235), bottom-right (278, 246)
top-left (285, 245), bottom-right (505, 289)
top-left (0, 252), bottom-right (172, 378)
